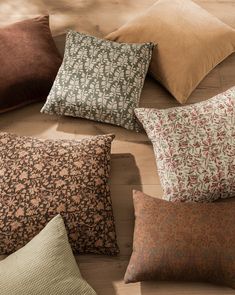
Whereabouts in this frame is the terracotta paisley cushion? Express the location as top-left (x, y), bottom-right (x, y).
top-left (125, 190), bottom-right (235, 288)
top-left (135, 86), bottom-right (235, 202)
top-left (0, 132), bottom-right (118, 255)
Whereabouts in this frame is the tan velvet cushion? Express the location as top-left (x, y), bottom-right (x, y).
top-left (0, 15), bottom-right (62, 112)
top-left (0, 215), bottom-right (96, 295)
top-left (106, 0), bottom-right (235, 103)
top-left (125, 190), bottom-right (235, 289)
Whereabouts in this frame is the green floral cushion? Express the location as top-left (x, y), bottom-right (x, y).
top-left (41, 30), bottom-right (153, 131)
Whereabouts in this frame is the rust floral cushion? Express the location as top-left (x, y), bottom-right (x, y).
top-left (0, 15), bottom-right (62, 113)
top-left (125, 190), bottom-right (235, 289)
top-left (0, 132), bottom-right (118, 255)
top-left (135, 86), bottom-right (235, 202)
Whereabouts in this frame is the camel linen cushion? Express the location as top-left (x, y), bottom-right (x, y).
top-left (135, 86), bottom-right (235, 202)
top-left (0, 215), bottom-right (96, 295)
top-left (106, 0), bottom-right (235, 104)
top-left (125, 190), bottom-right (235, 289)
top-left (0, 132), bottom-right (118, 255)
top-left (0, 15), bottom-right (62, 112)
top-left (41, 30), bottom-right (153, 131)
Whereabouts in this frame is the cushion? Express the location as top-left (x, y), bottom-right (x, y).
top-left (135, 86), bottom-right (235, 202)
top-left (106, 0), bottom-right (235, 104)
top-left (0, 15), bottom-right (62, 113)
top-left (125, 190), bottom-right (235, 289)
top-left (0, 132), bottom-right (118, 255)
top-left (0, 215), bottom-right (96, 295)
top-left (41, 30), bottom-right (153, 131)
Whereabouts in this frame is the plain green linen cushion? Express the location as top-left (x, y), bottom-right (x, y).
top-left (41, 30), bottom-right (153, 131)
top-left (0, 215), bottom-right (96, 295)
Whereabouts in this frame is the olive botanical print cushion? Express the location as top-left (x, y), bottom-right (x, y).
top-left (41, 30), bottom-right (154, 131)
top-left (125, 190), bottom-right (235, 289)
top-left (0, 132), bottom-right (118, 255)
top-left (135, 86), bottom-right (235, 202)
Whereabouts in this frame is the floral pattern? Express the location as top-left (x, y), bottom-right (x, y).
top-left (135, 87), bottom-right (235, 202)
top-left (125, 190), bottom-right (235, 289)
top-left (0, 132), bottom-right (119, 255)
top-left (41, 30), bottom-right (153, 131)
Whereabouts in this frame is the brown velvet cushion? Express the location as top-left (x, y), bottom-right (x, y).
top-left (0, 132), bottom-right (118, 256)
top-left (0, 15), bottom-right (62, 112)
top-left (125, 190), bottom-right (235, 288)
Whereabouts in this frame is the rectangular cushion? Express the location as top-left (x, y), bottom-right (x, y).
top-left (0, 132), bottom-right (118, 255)
top-left (125, 190), bottom-right (235, 289)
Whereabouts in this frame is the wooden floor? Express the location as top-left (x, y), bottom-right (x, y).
top-left (0, 0), bottom-right (235, 294)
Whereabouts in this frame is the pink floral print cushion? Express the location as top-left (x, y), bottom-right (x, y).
top-left (135, 87), bottom-right (235, 202)
top-left (0, 132), bottom-right (118, 255)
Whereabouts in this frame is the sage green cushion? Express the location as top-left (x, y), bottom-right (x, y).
top-left (41, 30), bottom-right (153, 131)
top-left (0, 215), bottom-right (96, 295)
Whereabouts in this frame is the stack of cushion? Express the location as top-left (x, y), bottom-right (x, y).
top-left (0, 0), bottom-right (235, 293)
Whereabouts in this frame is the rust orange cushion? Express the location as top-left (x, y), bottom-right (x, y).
top-left (125, 190), bottom-right (235, 289)
top-left (106, 0), bottom-right (235, 103)
top-left (0, 15), bottom-right (62, 112)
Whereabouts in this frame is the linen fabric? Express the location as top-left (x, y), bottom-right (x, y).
top-left (125, 190), bottom-right (235, 289)
top-left (0, 15), bottom-right (62, 112)
top-left (106, 0), bottom-right (235, 103)
top-left (135, 87), bottom-right (235, 202)
top-left (0, 132), bottom-right (118, 255)
top-left (41, 30), bottom-right (153, 131)
top-left (0, 215), bottom-right (96, 295)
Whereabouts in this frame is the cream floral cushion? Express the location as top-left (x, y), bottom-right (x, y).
top-left (135, 87), bottom-right (235, 202)
top-left (41, 30), bottom-right (153, 131)
top-left (0, 215), bottom-right (96, 295)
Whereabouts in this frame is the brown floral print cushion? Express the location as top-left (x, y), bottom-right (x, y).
top-left (0, 132), bottom-right (118, 255)
top-left (135, 86), bottom-right (235, 202)
top-left (125, 190), bottom-right (235, 289)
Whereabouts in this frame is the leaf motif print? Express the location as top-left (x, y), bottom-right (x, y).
top-left (135, 87), bottom-right (235, 202)
top-left (41, 30), bottom-right (154, 131)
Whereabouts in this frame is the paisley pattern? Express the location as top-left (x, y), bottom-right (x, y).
top-left (125, 190), bottom-right (235, 289)
top-left (135, 87), bottom-right (235, 202)
top-left (41, 30), bottom-right (153, 131)
top-left (0, 132), bottom-right (119, 255)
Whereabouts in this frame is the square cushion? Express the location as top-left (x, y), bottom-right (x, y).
top-left (0, 132), bottom-right (118, 255)
top-left (125, 190), bottom-right (235, 289)
top-left (106, 0), bottom-right (235, 103)
top-left (41, 30), bottom-right (153, 131)
top-left (0, 15), bottom-right (62, 112)
top-left (135, 87), bottom-right (235, 202)
top-left (0, 215), bottom-right (96, 295)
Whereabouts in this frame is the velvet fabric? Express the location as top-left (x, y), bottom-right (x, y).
top-left (106, 0), bottom-right (235, 104)
top-left (0, 15), bottom-right (62, 112)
